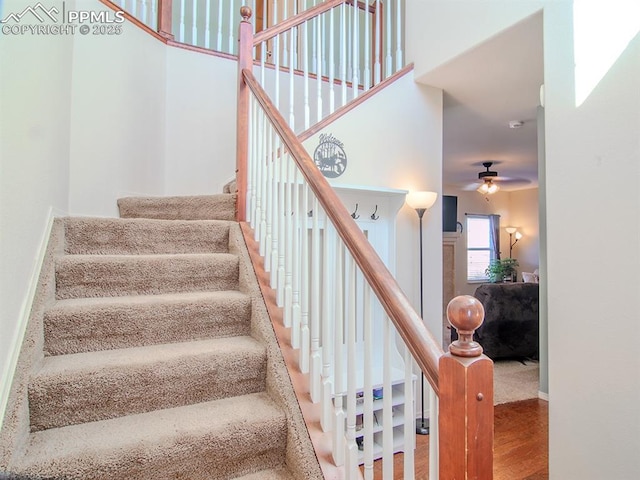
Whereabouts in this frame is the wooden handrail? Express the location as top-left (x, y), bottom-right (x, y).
top-left (253, 0), bottom-right (344, 46)
top-left (241, 68), bottom-right (444, 392)
top-left (253, 0), bottom-right (379, 46)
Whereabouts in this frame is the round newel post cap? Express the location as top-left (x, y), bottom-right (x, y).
top-left (240, 6), bottom-right (252, 21)
top-left (447, 295), bottom-right (485, 357)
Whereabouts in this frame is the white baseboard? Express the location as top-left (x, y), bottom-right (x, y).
top-left (538, 391), bottom-right (549, 401)
top-left (0, 206), bottom-right (63, 431)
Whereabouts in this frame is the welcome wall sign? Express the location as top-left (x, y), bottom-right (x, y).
top-left (313, 134), bottom-right (347, 178)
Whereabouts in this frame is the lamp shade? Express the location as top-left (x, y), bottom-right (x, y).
top-left (406, 191), bottom-right (438, 210)
top-left (505, 227), bottom-right (517, 234)
top-left (515, 231), bottom-right (523, 240)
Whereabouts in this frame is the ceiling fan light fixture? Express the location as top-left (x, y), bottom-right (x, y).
top-left (477, 178), bottom-right (500, 195)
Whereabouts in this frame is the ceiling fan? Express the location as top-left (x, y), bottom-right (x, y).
top-left (460, 161), bottom-right (530, 194)
top-left (477, 161), bottom-right (501, 194)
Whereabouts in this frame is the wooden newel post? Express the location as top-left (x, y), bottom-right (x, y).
top-left (157, 0), bottom-right (174, 40)
top-left (439, 295), bottom-right (494, 480)
top-left (235, 6), bottom-right (253, 222)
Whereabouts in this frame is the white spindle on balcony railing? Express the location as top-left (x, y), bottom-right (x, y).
top-left (111, 0), bottom-right (158, 30)
top-left (251, 0), bottom-right (404, 132)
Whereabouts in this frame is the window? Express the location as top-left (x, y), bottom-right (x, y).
top-left (466, 215), bottom-right (499, 282)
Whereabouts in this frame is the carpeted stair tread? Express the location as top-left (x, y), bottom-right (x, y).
top-left (118, 194), bottom-right (236, 221)
top-left (44, 290), bottom-right (252, 355)
top-left (16, 393), bottom-right (287, 480)
top-left (55, 253), bottom-right (239, 299)
top-left (232, 467), bottom-right (295, 480)
top-left (29, 336), bottom-right (266, 431)
top-left (64, 217), bottom-right (232, 255)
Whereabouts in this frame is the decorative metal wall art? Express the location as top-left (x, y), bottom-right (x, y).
top-left (313, 134), bottom-right (347, 178)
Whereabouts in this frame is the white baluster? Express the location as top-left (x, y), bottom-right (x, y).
top-left (216, 0), bottom-right (223, 51)
top-left (430, 387), bottom-right (439, 480)
top-left (289, 25), bottom-right (295, 128)
top-left (251, 105), bottom-right (260, 232)
top-left (329, 7), bottom-right (335, 113)
top-left (274, 33), bottom-right (281, 110)
top-left (315, 9), bottom-right (323, 122)
top-left (282, 0), bottom-right (289, 68)
top-left (204, 0), bottom-right (211, 49)
top-left (309, 196), bottom-right (321, 402)
top-left (264, 130), bottom-right (273, 272)
top-left (270, 138), bottom-right (280, 291)
top-left (385, 0), bottom-right (392, 78)
top-left (396, 0), bottom-right (403, 71)
top-left (303, 20), bottom-right (310, 130)
top-left (299, 184), bottom-right (310, 373)
top-left (290, 168), bottom-right (302, 349)
top-left (191, 0), bottom-right (198, 45)
top-left (344, 258), bottom-right (359, 477)
top-left (340, 3), bottom-right (347, 108)
top-left (362, 283), bottom-right (374, 480)
top-left (257, 113), bottom-right (267, 251)
top-left (332, 241), bottom-right (345, 467)
top-left (282, 155), bottom-right (293, 327)
top-left (351, 0), bottom-right (359, 99)
top-left (140, 0), bottom-right (147, 28)
top-left (374, 0), bottom-right (381, 84)
top-left (311, 3), bottom-right (317, 77)
top-left (130, 0), bottom-right (137, 18)
top-left (364, 0), bottom-right (371, 90)
top-left (320, 221), bottom-right (335, 431)
top-left (247, 97), bottom-right (255, 224)
top-left (228, 0), bottom-right (235, 54)
top-left (383, 315), bottom-right (394, 479)
top-left (151, 0), bottom-right (158, 32)
top-left (277, 146), bottom-right (286, 308)
top-left (179, 0), bottom-right (186, 42)
top-left (404, 344), bottom-right (416, 480)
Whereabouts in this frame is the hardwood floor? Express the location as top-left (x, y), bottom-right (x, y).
top-left (363, 398), bottom-right (548, 479)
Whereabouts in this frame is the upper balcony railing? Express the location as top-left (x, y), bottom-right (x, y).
top-left (108, 0), bottom-right (405, 132)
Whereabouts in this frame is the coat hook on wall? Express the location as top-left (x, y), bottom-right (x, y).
top-left (370, 205), bottom-right (379, 220)
top-left (351, 203), bottom-right (360, 219)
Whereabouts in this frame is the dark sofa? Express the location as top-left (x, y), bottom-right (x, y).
top-left (451, 282), bottom-right (539, 360)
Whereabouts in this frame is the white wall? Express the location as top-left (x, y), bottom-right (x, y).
top-left (68, 4), bottom-right (240, 214)
top-left (0, 0), bottom-right (73, 425)
top-left (303, 75), bottom-right (444, 341)
top-left (410, 1), bottom-right (640, 478)
top-left (68, 7), bottom-right (167, 217)
top-left (164, 48), bottom-right (238, 195)
top-left (406, 0), bottom-right (543, 82)
top-left (543, 3), bottom-right (640, 478)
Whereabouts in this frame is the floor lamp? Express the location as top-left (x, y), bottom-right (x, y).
top-left (406, 190), bottom-right (438, 435)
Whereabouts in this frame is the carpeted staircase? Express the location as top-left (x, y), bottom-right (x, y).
top-left (0, 194), bottom-right (322, 480)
